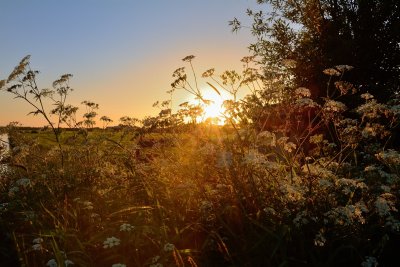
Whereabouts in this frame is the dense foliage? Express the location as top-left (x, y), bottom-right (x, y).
top-left (1, 1), bottom-right (399, 266)
top-left (231, 0), bottom-right (400, 101)
top-left (1, 53), bottom-right (400, 267)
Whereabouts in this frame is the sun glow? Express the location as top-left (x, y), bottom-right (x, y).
top-left (197, 89), bottom-right (230, 125)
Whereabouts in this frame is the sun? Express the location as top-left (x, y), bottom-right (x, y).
top-left (199, 89), bottom-right (229, 125)
top-left (203, 97), bottom-right (224, 118)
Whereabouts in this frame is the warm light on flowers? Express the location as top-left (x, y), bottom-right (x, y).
top-left (103, 237), bottom-right (121, 248)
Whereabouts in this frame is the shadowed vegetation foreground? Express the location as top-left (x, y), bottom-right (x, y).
top-left (1, 57), bottom-right (400, 266)
top-left (1, 1), bottom-right (400, 265)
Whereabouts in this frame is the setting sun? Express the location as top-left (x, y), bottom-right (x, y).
top-left (188, 88), bottom-right (231, 125)
top-left (203, 95), bottom-right (225, 120)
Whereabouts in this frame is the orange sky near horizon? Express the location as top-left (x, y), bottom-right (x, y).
top-left (0, 1), bottom-right (262, 127)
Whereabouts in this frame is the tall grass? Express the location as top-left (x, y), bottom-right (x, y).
top-left (1, 57), bottom-right (399, 266)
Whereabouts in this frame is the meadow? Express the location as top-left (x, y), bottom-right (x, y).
top-left (1, 53), bottom-right (399, 267)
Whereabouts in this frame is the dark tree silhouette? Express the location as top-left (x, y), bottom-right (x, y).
top-left (232, 0), bottom-right (400, 102)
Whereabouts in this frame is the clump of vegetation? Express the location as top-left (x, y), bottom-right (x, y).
top-left (1, 54), bottom-right (399, 267)
top-left (0, 1), bottom-right (399, 266)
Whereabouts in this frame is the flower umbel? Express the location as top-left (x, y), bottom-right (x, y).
top-left (103, 237), bottom-right (121, 248)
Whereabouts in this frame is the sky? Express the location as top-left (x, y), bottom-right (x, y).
top-left (0, 0), bottom-right (264, 126)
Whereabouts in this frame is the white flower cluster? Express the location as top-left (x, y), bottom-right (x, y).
top-left (150, 255), bottom-right (163, 267)
top-left (293, 211), bottom-right (309, 227)
top-left (324, 203), bottom-right (368, 226)
top-left (163, 242), bottom-right (175, 252)
top-left (295, 87), bottom-right (311, 98)
top-left (103, 237), bottom-right (120, 248)
top-left (376, 149), bottom-right (400, 166)
top-left (283, 142), bottom-right (297, 153)
top-left (279, 183), bottom-right (305, 203)
top-left (323, 100), bottom-right (347, 113)
top-left (375, 193), bottom-right (397, 217)
top-left (323, 68), bottom-right (341, 76)
top-left (314, 229), bottom-right (326, 247)
top-left (336, 178), bottom-right (367, 195)
top-left (335, 65), bottom-right (354, 72)
top-left (335, 81), bottom-right (355, 95)
top-left (243, 149), bottom-right (266, 165)
top-left (120, 223), bottom-right (135, 232)
top-left (32, 237), bottom-right (43, 251)
top-left (257, 131), bottom-right (276, 146)
top-left (356, 99), bottom-right (387, 119)
top-left (295, 97), bottom-right (319, 108)
top-left (82, 201), bottom-right (94, 210)
top-left (361, 93), bottom-right (374, 100)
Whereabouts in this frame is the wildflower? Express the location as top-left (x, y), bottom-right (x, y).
top-left (356, 99), bottom-right (387, 119)
top-left (182, 55), bottom-right (195, 62)
top-left (243, 149), bottom-right (265, 165)
top-left (277, 136), bottom-right (289, 146)
top-left (323, 68), bottom-right (341, 76)
top-left (82, 201), bottom-right (94, 210)
top-left (163, 243), bottom-right (175, 252)
top-left (280, 183), bottom-right (305, 203)
top-left (295, 87), bottom-right (311, 98)
top-left (375, 193), bottom-right (397, 217)
top-left (361, 256), bottom-right (378, 267)
top-left (32, 243), bottom-right (42, 251)
top-left (46, 259), bottom-right (58, 267)
top-left (324, 205), bottom-right (365, 226)
top-left (295, 97), bottom-right (319, 108)
top-left (32, 237), bottom-right (43, 244)
top-left (151, 256), bottom-right (160, 263)
top-left (111, 264), bottom-right (126, 267)
top-left (103, 237), bottom-right (120, 248)
top-left (376, 149), bottom-right (400, 166)
top-left (283, 142), bottom-right (296, 153)
top-left (364, 165), bottom-right (379, 172)
top-left (202, 68), bottom-right (215, 78)
top-left (314, 229), bottom-right (326, 247)
top-left (293, 211), bottom-right (309, 227)
top-left (361, 126), bottom-right (376, 138)
top-left (335, 65), bottom-right (353, 72)
top-left (309, 134), bottom-right (324, 144)
top-left (335, 81), bottom-right (355, 95)
top-left (120, 223), bottom-right (135, 232)
top-left (257, 131), bottom-right (276, 146)
top-left (361, 92), bottom-right (374, 100)
top-left (323, 100), bottom-right (347, 113)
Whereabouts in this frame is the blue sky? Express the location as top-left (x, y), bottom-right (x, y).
top-left (0, 0), bottom-right (263, 126)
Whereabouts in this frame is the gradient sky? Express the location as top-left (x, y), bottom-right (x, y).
top-left (0, 0), bottom-right (264, 126)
